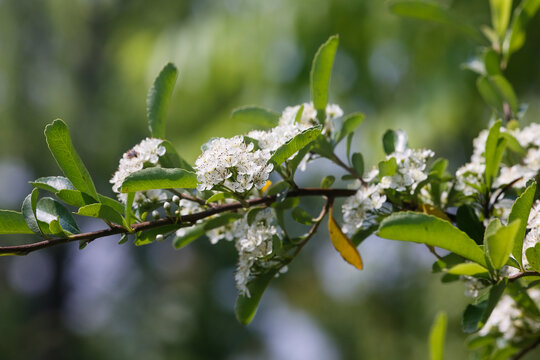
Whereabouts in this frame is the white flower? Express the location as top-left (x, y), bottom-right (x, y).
top-left (380, 148), bottom-right (434, 192)
top-left (342, 182), bottom-right (386, 235)
top-left (278, 102), bottom-right (343, 135)
top-left (195, 136), bottom-right (273, 193)
top-left (110, 138), bottom-right (166, 203)
top-left (234, 209), bottom-right (277, 297)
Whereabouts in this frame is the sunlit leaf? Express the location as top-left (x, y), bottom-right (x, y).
top-left (310, 35), bottom-right (339, 119)
top-left (378, 212), bottom-right (487, 267)
top-left (429, 312), bottom-right (447, 360)
top-left (121, 168), bottom-right (198, 193)
top-left (334, 113), bottom-right (365, 144)
top-left (44, 119), bottom-right (99, 200)
top-left (147, 63), bottom-right (178, 138)
top-left (36, 197), bottom-right (80, 235)
top-left (268, 126), bottom-right (321, 166)
top-left (509, 182), bottom-right (536, 266)
top-left (0, 210), bottom-right (34, 235)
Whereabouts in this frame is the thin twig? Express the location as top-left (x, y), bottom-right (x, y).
top-left (512, 336), bottom-right (540, 360)
top-left (0, 187), bottom-right (356, 256)
top-left (287, 197), bottom-right (331, 262)
top-left (331, 153), bottom-right (367, 185)
top-left (167, 189), bottom-right (208, 206)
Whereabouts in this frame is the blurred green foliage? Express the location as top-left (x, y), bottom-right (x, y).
top-left (1, 0), bottom-right (540, 359)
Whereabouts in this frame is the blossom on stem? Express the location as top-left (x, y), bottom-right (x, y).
top-left (342, 182), bottom-right (386, 235)
top-left (195, 136), bottom-right (273, 193)
top-left (110, 138), bottom-right (166, 203)
top-left (380, 148), bottom-right (435, 192)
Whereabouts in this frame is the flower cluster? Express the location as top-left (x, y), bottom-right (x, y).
top-left (342, 182), bottom-right (386, 235)
top-left (110, 138), bottom-right (166, 203)
top-left (234, 209), bottom-right (277, 297)
top-left (380, 148), bottom-right (435, 192)
top-left (195, 136), bottom-right (273, 193)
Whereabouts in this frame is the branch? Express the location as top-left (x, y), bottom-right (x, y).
top-left (509, 271), bottom-right (540, 282)
top-left (0, 187), bottom-right (356, 256)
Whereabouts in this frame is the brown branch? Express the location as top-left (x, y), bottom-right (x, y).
top-left (512, 336), bottom-right (540, 360)
top-left (0, 187), bottom-right (356, 256)
top-left (509, 271), bottom-right (540, 282)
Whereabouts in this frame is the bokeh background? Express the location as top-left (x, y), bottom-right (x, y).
top-left (1, 0), bottom-right (540, 359)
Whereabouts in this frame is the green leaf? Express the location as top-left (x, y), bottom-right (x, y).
top-left (269, 126), bottom-right (322, 166)
top-left (291, 207), bottom-right (315, 225)
top-left (121, 168), bottom-right (198, 193)
top-left (172, 213), bottom-right (243, 249)
top-left (509, 182), bottom-right (536, 266)
top-left (0, 210), bottom-right (34, 235)
top-left (310, 35), bottom-right (339, 118)
top-left (287, 141), bottom-right (313, 176)
top-left (525, 244), bottom-right (540, 272)
top-left (320, 175), bottom-right (335, 189)
top-left (30, 176), bottom-right (75, 193)
top-left (97, 195), bottom-right (125, 216)
top-left (378, 212), bottom-right (487, 266)
top-left (447, 263), bottom-right (489, 276)
top-left (231, 106), bottom-right (280, 128)
top-left (235, 269), bottom-right (278, 325)
top-left (159, 140), bottom-right (194, 171)
top-left (346, 133), bottom-right (354, 162)
top-left (56, 189), bottom-right (97, 207)
top-left (382, 129), bottom-right (408, 155)
top-left (294, 104), bottom-right (305, 124)
top-left (462, 280), bottom-right (506, 333)
top-left (147, 63), bottom-right (178, 138)
top-left (125, 192), bottom-right (135, 227)
top-left (36, 197), bottom-right (80, 235)
top-left (22, 189), bottom-right (41, 235)
top-left (334, 113), bottom-right (365, 144)
top-left (486, 219), bottom-right (520, 270)
top-left (490, 0), bottom-right (513, 38)
top-left (483, 49), bottom-right (502, 76)
top-left (44, 119), bottom-right (99, 200)
top-left (429, 312), bottom-right (447, 360)
top-left (484, 120), bottom-right (506, 188)
top-left (378, 157), bottom-right (398, 178)
top-left (351, 153), bottom-right (364, 178)
top-left (206, 192), bottom-right (237, 204)
top-left (504, 0), bottom-right (540, 59)
top-left (76, 203), bottom-right (126, 226)
top-left (456, 205), bottom-right (485, 245)
top-left (389, 1), bottom-right (484, 42)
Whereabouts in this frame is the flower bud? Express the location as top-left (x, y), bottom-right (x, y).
top-left (172, 195), bottom-right (180, 204)
top-left (152, 210), bottom-right (160, 219)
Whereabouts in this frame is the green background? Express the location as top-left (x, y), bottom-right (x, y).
top-left (0, 0), bottom-right (539, 359)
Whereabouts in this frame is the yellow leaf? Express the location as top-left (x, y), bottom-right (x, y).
top-left (328, 205), bottom-right (363, 270)
top-left (262, 180), bottom-right (272, 194)
top-left (419, 204), bottom-right (451, 222)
